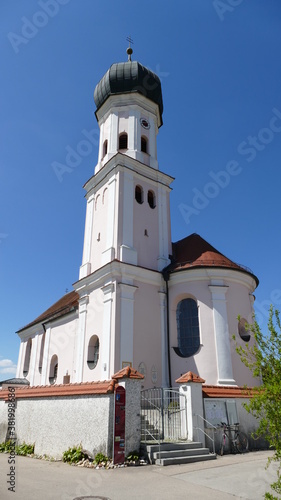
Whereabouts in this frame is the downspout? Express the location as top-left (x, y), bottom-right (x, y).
top-left (162, 268), bottom-right (172, 388)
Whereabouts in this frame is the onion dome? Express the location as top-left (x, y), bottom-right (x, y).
top-left (94, 60), bottom-right (163, 124)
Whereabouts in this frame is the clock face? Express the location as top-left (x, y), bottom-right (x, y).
top-left (140, 118), bottom-right (150, 129)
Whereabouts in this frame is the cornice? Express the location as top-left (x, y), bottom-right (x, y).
top-left (73, 260), bottom-right (162, 295)
top-left (95, 93), bottom-right (162, 128)
top-left (169, 266), bottom-right (257, 291)
top-left (83, 153), bottom-right (174, 197)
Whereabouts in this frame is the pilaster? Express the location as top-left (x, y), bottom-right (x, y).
top-left (29, 334), bottom-right (39, 386)
top-left (119, 283), bottom-right (138, 368)
top-left (16, 341), bottom-right (24, 379)
top-left (101, 283), bottom-right (114, 379)
top-left (74, 295), bottom-right (89, 383)
top-left (102, 176), bottom-right (117, 266)
top-left (159, 291), bottom-right (169, 387)
top-left (41, 325), bottom-right (51, 385)
top-left (79, 194), bottom-right (95, 279)
top-left (209, 285), bottom-right (236, 385)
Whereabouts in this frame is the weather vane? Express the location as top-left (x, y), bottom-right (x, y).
top-left (126, 35), bottom-right (134, 61)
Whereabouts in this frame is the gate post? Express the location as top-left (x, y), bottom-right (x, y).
top-left (176, 371), bottom-right (205, 444)
top-left (112, 367), bottom-right (144, 456)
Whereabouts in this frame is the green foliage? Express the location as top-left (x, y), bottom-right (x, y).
top-left (233, 306), bottom-right (281, 499)
top-left (0, 441), bottom-right (34, 455)
top-left (168, 401), bottom-right (179, 410)
top-left (126, 450), bottom-right (140, 462)
top-left (0, 440), bottom-right (13, 453)
top-left (15, 442), bottom-right (34, 456)
top-left (62, 446), bottom-right (87, 464)
top-left (94, 452), bottom-right (108, 465)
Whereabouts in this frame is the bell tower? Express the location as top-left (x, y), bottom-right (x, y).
top-left (79, 48), bottom-right (173, 280)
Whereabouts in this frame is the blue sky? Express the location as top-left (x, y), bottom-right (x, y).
top-left (1, 0), bottom-right (281, 376)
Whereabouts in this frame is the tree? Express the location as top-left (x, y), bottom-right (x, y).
top-left (233, 305), bottom-right (281, 499)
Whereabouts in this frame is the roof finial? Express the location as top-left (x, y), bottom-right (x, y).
top-left (126, 35), bottom-right (134, 61)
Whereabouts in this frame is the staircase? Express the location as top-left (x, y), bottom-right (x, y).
top-left (141, 441), bottom-right (217, 466)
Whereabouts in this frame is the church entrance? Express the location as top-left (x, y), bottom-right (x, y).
top-left (140, 388), bottom-right (187, 443)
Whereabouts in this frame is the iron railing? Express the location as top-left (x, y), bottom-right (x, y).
top-left (141, 388), bottom-right (187, 443)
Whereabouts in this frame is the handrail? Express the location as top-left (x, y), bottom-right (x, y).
top-left (195, 414), bottom-right (217, 454)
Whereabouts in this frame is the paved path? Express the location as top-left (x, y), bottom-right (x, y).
top-left (0, 450), bottom-right (279, 500)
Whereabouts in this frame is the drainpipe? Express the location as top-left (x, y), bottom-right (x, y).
top-left (162, 268), bottom-right (172, 388)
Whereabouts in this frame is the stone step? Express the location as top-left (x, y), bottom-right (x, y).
top-left (153, 447), bottom-right (210, 459)
top-left (155, 453), bottom-right (217, 466)
top-left (143, 441), bottom-right (203, 454)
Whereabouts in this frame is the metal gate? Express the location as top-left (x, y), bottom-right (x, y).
top-left (141, 388), bottom-right (187, 443)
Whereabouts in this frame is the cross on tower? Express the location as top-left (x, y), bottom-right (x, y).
top-left (126, 36), bottom-right (134, 61)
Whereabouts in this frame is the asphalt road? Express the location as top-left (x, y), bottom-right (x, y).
top-left (0, 450), bottom-right (279, 500)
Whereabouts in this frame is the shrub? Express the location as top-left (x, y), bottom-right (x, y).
top-left (94, 452), bottom-right (108, 465)
top-left (15, 442), bottom-right (34, 456)
top-left (62, 446), bottom-right (87, 464)
top-left (126, 450), bottom-right (140, 462)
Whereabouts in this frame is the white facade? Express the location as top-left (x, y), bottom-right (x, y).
top-left (16, 59), bottom-right (259, 390)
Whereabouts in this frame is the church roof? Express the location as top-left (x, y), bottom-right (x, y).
top-left (170, 233), bottom-right (259, 285)
top-left (94, 60), bottom-right (163, 123)
top-left (17, 290), bottom-right (79, 333)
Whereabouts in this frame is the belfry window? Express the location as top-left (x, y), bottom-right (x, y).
top-left (176, 298), bottom-right (200, 357)
top-left (119, 133), bottom-right (128, 150)
top-left (147, 190), bottom-right (156, 209)
top-left (135, 185), bottom-right (143, 204)
top-left (103, 139), bottom-right (108, 157)
top-left (141, 136), bottom-right (148, 153)
top-left (87, 336), bottom-right (99, 370)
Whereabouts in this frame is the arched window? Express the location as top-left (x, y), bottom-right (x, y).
top-left (38, 332), bottom-right (45, 374)
top-left (87, 335), bottom-right (99, 370)
top-left (238, 318), bottom-right (251, 342)
top-left (135, 185), bottom-right (143, 204)
top-left (141, 136), bottom-right (148, 153)
top-left (103, 139), bottom-right (108, 157)
top-left (49, 354), bottom-right (58, 384)
top-left (176, 298), bottom-right (200, 357)
top-left (147, 190), bottom-right (156, 209)
top-left (119, 133), bottom-right (128, 150)
top-left (23, 338), bottom-right (32, 377)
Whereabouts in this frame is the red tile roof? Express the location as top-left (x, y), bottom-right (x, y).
top-left (202, 385), bottom-right (257, 398)
top-left (170, 233), bottom-right (258, 285)
top-left (0, 380), bottom-right (116, 400)
top-left (176, 371), bottom-right (205, 384)
top-left (17, 290), bottom-right (79, 333)
top-left (112, 366), bottom-right (144, 380)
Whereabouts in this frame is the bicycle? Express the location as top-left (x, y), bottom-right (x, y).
top-left (219, 422), bottom-right (248, 455)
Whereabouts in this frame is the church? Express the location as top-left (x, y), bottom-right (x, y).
top-left (15, 48), bottom-right (259, 391)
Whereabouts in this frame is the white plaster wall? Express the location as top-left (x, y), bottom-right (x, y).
top-left (83, 288), bottom-right (105, 382)
top-left (133, 180), bottom-right (160, 270)
top-left (168, 272), bottom-right (259, 388)
top-left (169, 280), bottom-right (218, 386)
top-left (205, 398), bottom-right (268, 453)
top-left (133, 281), bottom-right (162, 389)
top-left (3, 395), bottom-right (114, 459)
top-left (47, 315), bottom-right (78, 385)
top-left (89, 184), bottom-right (109, 273)
top-left (0, 400), bottom-right (8, 442)
top-left (226, 281), bottom-right (259, 387)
